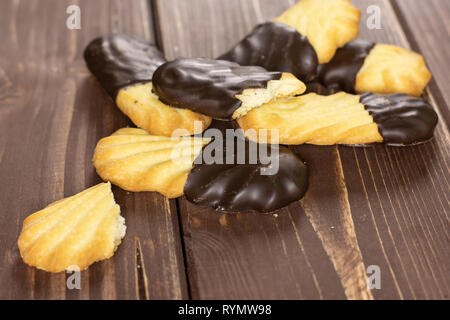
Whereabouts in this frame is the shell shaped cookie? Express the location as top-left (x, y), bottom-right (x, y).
top-left (237, 92), bottom-right (383, 145)
top-left (18, 182), bottom-right (126, 273)
top-left (237, 92), bottom-right (438, 146)
top-left (84, 34), bottom-right (212, 137)
top-left (93, 128), bottom-right (211, 198)
top-left (116, 82), bottom-right (212, 137)
top-left (355, 44), bottom-right (432, 97)
top-left (274, 0), bottom-right (361, 63)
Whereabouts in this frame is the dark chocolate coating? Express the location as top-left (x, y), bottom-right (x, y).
top-left (184, 139), bottom-right (309, 213)
top-left (318, 40), bottom-right (375, 93)
top-left (218, 22), bottom-right (318, 82)
top-left (360, 93), bottom-right (438, 146)
top-left (84, 34), bottom-right (166, 99)
top-left (152, 58), bottom-right (282, 120)
top-left (305, 81), bottom-right (339, 96)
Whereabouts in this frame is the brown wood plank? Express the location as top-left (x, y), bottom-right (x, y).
top-left (340, 0), bottom-right (450, 299)
top-left (155, 0), bottom-right (450, 299)
top-left (155, 0), bottom-right (359, 300)
top-left (0, 0), bottom-right (188, 299)
top-left (392, 0), bottom-right (450, 122)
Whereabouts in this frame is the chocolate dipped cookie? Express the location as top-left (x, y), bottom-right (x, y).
top-left (84, 34), bottom-right (212, 137)
top-left (184, 138), bottom-right (309, 213)
top-left (318, 41), bottom-right (432, 97)
top-left (152, 58), bottom-right (305, 120)
top-left (219, 22), bottom-right (318, 83)
top-left (237, 92), bottom-right (438, 146)
top-left (93, 128), bottom-right (211, 198)
top-left (94, 128), bottom-right (309, 212)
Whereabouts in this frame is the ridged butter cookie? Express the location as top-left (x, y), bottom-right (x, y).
top-left (356, 44), bottom-right (431, 97)
top-left (93, 128), bottom-right (211, 198)
top-left (116, 82), bottom-right (211, 137)
top-left (318, 41), bottom-right (432, 97)
top-left (274, 0), bottom-right (361, 63)
top-left (18, 182), bottom-right (126, 273)
top-left (237, 92), bottom-right (438, 146)
top-left (94, 129), bottom-right (310, 212)
top-left (84, 34), bottom-right (211, 136)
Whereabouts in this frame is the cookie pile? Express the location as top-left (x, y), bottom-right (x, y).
top-left (18, 0), bottom-right (438, 272)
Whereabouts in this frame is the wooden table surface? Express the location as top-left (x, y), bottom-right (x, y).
top-left (0, 0), bottom-right (449, 300)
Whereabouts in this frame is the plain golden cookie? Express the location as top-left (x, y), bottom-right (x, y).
top-left (237, 92), bottom-right (383, 145)
top-left (274, 0), bottom-right (361, 63)
top-left (93, 128), bottom-right (211, 198)
top-left (355, 44), bottom-right (432, 97)
top-left (116, 82), bottom-right (212, 137)
top-left (18, 182), bottom-right (126, 273)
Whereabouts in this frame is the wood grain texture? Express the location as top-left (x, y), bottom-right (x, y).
top-left (0, 0), bottom-right (448, 300)
top-left (155, 0), bottom-right (364, 300)
top-left (393, 0), bottom-right (450, 122)
top-left (155, 0), bottom-right (450, 299)
top-left (0, 0), bottom-right (188, 300)
top-left (342, 0), bottom-right (450, 299)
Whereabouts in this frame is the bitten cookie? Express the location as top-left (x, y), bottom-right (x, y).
top-left (93, 128), bottom-right (211, 198)
top-left (274, 0), bottom-right (361, 63)
top-left (219, 22), bottom-right (318, 82)
top-left (18, 182), bottom-right (126, 273)
top-left (237, 92), bottom-right (438, 146)
top-left (84, 34), bottom-right (211, 137)
top-left (318, 41), bottom-right (432, 97)
top-left (152, 58), bottom-right (305, 120)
